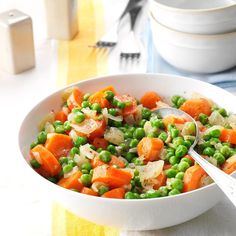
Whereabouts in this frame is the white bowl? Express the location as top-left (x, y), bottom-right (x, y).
top-left (150, 13), bottom-right (236, 74)
top-left (149, 0), bottom-right (236, 34)
top-left (18, 73), bottom-right (236, 230)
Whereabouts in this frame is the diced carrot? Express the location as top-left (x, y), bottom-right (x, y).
top-left (92, 137), bottom-right (109, 149)
top-left (67, 87), bottom-right (84, 110)
top-left (183, 165), bottom-right (206, 192)
top-left (102, 187), bottom-right (125, 199)
top-left (45, 133), bottom-right (73, 159)
top-left (92, 166), bottom-right (132, 188)
top-left (81, 187), bottom-right (98, 196)
top-left (163, 115), bottom-right (186, 128)
top-left (54, 110), bottom-right (67, 123)
top-left (88, 118), bottom-right (107, 140)
top-left (91, 155), bottom-right (125, 168)
top-left (57, 171), bottom-right (84, 191)
top-left (89, 86), bottom-right (116, 108)
top-left (140, 91), bottom-right (161, 109)
top-left (137, 137), bottom-right (164, 162)
top-left (222, 155), bottom-right (236, 174)
top-left (153, 171), bottom-right (166, 190)
top-left (114, 95), bottom-right (137, 117)
top-left (30, 144), bottom-right (61, 177)
top-left (184, 155), bottom-right (195, 164)
top-left (220, 128), bottom-right (236, 145)
top-left (180, 98), bottom-right (212, 119)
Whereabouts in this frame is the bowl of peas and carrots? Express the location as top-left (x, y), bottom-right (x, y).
top-left (18, 73), bottom-right (236, 230)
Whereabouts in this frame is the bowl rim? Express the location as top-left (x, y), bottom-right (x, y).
top-left (150, 0), bottom-right (236, 13)
top-left (18, 72), bottom-right (236, 203)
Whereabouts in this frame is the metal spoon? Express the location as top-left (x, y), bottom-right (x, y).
top-left (154, 107), bottom-right (236, 206)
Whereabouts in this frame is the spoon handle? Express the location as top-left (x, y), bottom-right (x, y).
top-left (189, 149), bottom-right (236, 207)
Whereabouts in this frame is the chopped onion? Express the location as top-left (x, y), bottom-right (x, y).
top-left (82, 108), bottom-right (97, 119)
top-left (73, 154), bottom-right (89, 166)
top-left (62, 106), bottom-right (70, 116)
top-left (93, 165), bottom-right (108, 180)
top-left (102, 108), bottom-right (123, 123)
top-left (104, 127), bottom-right (124, 145)
top-left (134, 105), bottom-right (143, 124)
top-left (124, 114), bottom-right (136, 125)
top-left (144, 121), bottom-right (156, 135)
top-left (71, 119), bottom-right (99, 134)
top-left (208, 111), bottom-right (225, 126)
top-left (31, 152), bottom-right (42, 164)
top-left (62, 87), bottom-right (75, 101)
top-left (117, 156), bottom-right (128, 164)
top-left (165, 131), bottom-right (172, 144)
top-left (67, 113), bottom-right (76, 122)
top-left (156, 101), bottom-right (170, 108)
top-left (205, 156), bottom-right (218, 166)
top-left (129, 147), bottom-right (137, 153)
top-left (227, 114), bottom-right (236, 130)
top-left (199, 175), bottom-right (213, 187)
top-left (80, 144), bottom-right (98, 159)
top-left (38, 112), bottom-right (55, 131)
top-left (44, 122), bottom-right (55, 133)
top-left (69, 129), bottom-right (78, 142)
top-left (225, 155), bottom-right (236, 165)
top-left (64, 166), bottom-right (79, 178)
top-left (91, 182), bottom-right (107, 192)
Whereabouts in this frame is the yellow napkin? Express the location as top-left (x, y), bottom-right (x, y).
top-left (53, 0), bottom-right (119, 235)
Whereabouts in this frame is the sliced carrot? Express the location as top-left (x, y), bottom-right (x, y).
top-left (30, 144), bottom-right (61, 177)
top-left (140, 91), bottom-right (161, 109)
top-left (57, 171), bottom-right (83, 191)
top-left (67, 87), bottom-right (84, 110)
top-left (45, 133), bottom-right (73, 159)
top-left (163, 115), bottom-right (186, 128)
top-left (183, 165), bottom-right (206, 192)
top-left (92, 166), bottom-right (132, 188)
top-left (137, 137), bottom-right (164, 162)
top-left (180, 98), bottom-right (212, 119)
top-left (91, 155), bottom-right (125, 168)
top-left (89, 86), bottom-right (116, 108)
top-left (92, 137), bottom-right (109, 149)
top-left (114, 95), bottom-right (137, 117)
top-left (81, 187), bottom-right (98, 196)
top-left (102, 187), bottom-right (125, 199)
top-left (54, 110), bottom-right (67, 123)
top-left (222, 155), bottom-right (236, 174)
top-left (153, 171), bottom-right (166, 190)
top-left (220, 128), bottom-right (236, 145)
top-left (88, 118), bottom-right (107, 140)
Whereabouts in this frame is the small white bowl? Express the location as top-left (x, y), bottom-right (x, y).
top-left (150, 13), bottom-right (236, 73)
top-left (149, 0), bottom-right (236, 34)
top-left (18, 73), bottom-right (236, 230)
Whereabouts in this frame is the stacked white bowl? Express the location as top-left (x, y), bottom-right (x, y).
top-left (149, 0), bottom-right (236, 73)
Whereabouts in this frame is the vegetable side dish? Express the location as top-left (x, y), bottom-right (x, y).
top-left (29, 86), bottom-right (236, 199)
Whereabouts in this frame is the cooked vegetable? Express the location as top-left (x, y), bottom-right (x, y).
top-left (140, 91), bottom-right (161, 109)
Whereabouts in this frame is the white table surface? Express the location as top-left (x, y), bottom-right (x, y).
top-left (0, 1), bottom-right (236, 236)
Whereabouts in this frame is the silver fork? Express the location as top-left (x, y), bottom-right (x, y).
top-left (93, 0), bottom-right (142, 48)
top-left (120, 5), bottom-right (143, 59)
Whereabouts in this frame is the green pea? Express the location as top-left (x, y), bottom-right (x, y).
top-left (55, 125), bottom-right (65, 133)
top-left (172, 137), bottom-right (184, 147)
top-left (171, 95), bottom-right (180, 105)
top-left (147, 132), bottom-right (159, 138)
top-left (68, 159), bottom-right (76, 167)
top-left (151, 119), bottom-right (164, 129)
top-left (81, 101), bottom-right (90, 108)
top-left (47, 177), bottom-right (58, 184)
top-left (199, 113), bottom-right (208, 125)
top-left (224, 124), bottom-right (232, 129)
top-left (112, 120), bottom-right (122, 127)
top-left (72, 108), bottom-right (81, 113)
top-left (139, 119), bottom-right (146, 128)
top-left (124, 131), bottom-right (133, 139)
top-left (175, 145), bottom-right (188, 158)
top-left (53, 120), bottom-right (63, 127)
top-left (175, 172), bottom-right (184, 180)
top-left (210, 138), bottom-right (220, 145)
top-left (132, 158), bottom-right (143, 166)
top-left (99, 150), bottom-right (111, 162)
top-left (81, 162), bottom-right (92, 172)
top-left (203, 147), bottom-right (215, 156)
top-left (129, 139), bottom-right (139, 148)
top-left (107, 144), bottom-right (116, 154)
top-left (168, 189), bottom-right (180, 196)
top-left (209, 129), bottom-right (221, 138)
top-left (220, 145), bottom-right (231, 157)
top-left (63, 164), bottom-right (73, 174)
top-left (181, 157), bottom-right (193, 166)
top-left (83, 93), bottom-right (91, 101)
top-left (143, 190), bottom-right (161, 199)
top-left (142, 108), bottom-right (151, 119)
top-left (218, 108), bottom-right (227, 117)
top-left (172, 164), bottom-right (179, 170)
top-left (213, 153), bottom-right (226, 165)
top-left (30, 159), bottom-right (41, 169)
top-left (70, 147), bottom-right (80, 157)
top-left (119, 143), bottom-right (129, 151)
top-left (81, 169), bottom-right (88, 174)
top-left (134, 169), bottom-right (139, 176)
top-left (124, 152), bottom-right (136, 162)
top-left (98, 185), bottom-right (109, 195)
top-left (170, 128), bottom-right (179, 138)
top-left (80, 174), bottom-right (92, 186)
top-left (105, 91), bottom-right (114, 101)
top-left (74, 112), bottom-right (85, 123)
top-left (169, 156), bottom-right (180, 165)
top-left (185, 122), bottom-right (196, 135)
top-left (133, 128), bottom-right (145, 140)
top-left (74, 136), bottom-right (87, 147)
top-left (117, 101), bottom-right (126, 109)
top-left (133, 176), bottom-right (142, 187)
top-left (159, 186), bottom-right (169, 197)
top-left (183, 140), bottom-right (192, 148)
top-left (37, 131), bottom-right (47, 144)
top-left (171, 178), bottom-right (183, 191)
top-left (30, 141), bottom-right (38, 149)
top-left (90, 169), bottom-right (94, 175)
top-left (91, 103), bottom-right (102, 113)
top-left (128, 127), bottom-right (136, 133)
top-left (176, 97), bottom-right (186, 108)
top-left (125, 192), bottom-right (139, 199)
top-left (177, 161), bottom-right (190, 172)
top-left (64, 121), bottom-right (71, 131)
top-left (59, 157), bottom-right (69, 165)
top-left (58, 169), bottom-right (64, 178)
top-left (112, 99), bottom-right (118, 107)
top-left (108, 108), bottom-right (117, 116)
top-left (165, 169), bottom-right (178, 178)
top-left (96, 148), bottom-right (103, 153)
top-left (158, 132), bottom-right (168, 142)
top-left (203, 134), bottom-right (211, 141)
